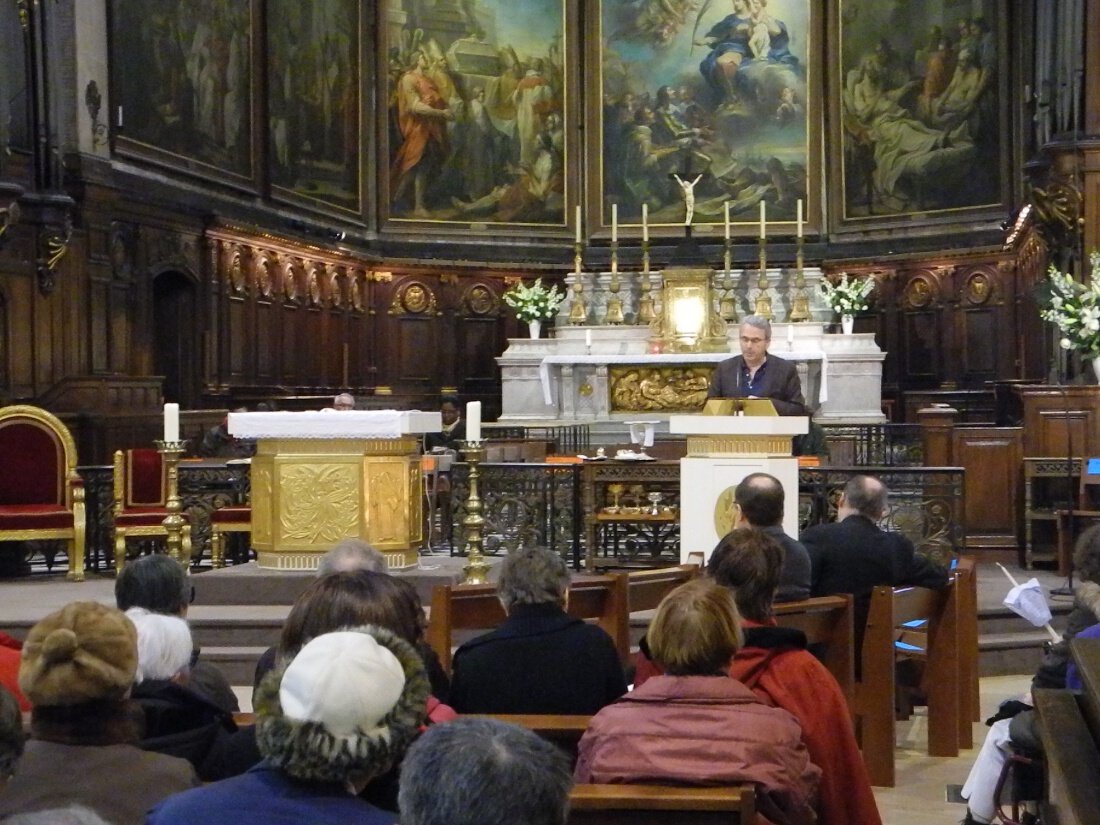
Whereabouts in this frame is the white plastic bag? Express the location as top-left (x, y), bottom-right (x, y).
top-left (1003, 578), bottom-right (1053, 627)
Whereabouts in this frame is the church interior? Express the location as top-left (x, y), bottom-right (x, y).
top-left (3, 0), bottom-right (1100, 823)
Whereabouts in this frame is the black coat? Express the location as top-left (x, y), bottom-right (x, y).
top-left (133, 679), bottom-right (237, 781)
top-left (449, 602), bottom-right (628, 715)
top-left (707, 354), bottom-right (807, 416)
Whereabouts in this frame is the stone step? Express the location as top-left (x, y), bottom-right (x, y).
top-left (201, 646), bottom-right (269, 688)
top-left (978, 631), bottom-right (1052, 677)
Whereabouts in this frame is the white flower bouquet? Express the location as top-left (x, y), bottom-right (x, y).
top-left (502, 277), bottom-right (565, 323)
top-left (1039, 251), bottom-right (1100, 358)
top-left (819, 273), bottom-right (874, 315)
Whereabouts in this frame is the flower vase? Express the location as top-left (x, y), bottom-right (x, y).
top-left (841, 314), bottom-right (854, 335)
top-left (528, 320), bottom-right (542, 339)
top-left (1092, 356), bottom-right (1100, 385)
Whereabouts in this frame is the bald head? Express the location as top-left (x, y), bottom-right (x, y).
top-left (840, 475), bottom-right (888, 520)
top-left (734, 473), bottom-right (784, 528)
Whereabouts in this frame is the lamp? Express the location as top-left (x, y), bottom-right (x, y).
top-left (650, 267), bottom-right (728, 353)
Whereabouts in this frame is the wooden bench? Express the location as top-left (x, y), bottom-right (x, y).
top-left (474, 713), bottom-right (590, 766)
top-left (954, 556), bottom-right (981, 748)
top-left (568, 784), bottom-right (755, 825)
top-left (1032, 637), bottom-right (1100, 825)
top-left (623, 564), bottom-right (700, 613)
top-left (772, 594), bottom-right (855, 716)
top-left (857, 581), bottom-right (960, 787)
top-left (427, 574), bottom-right (630, 672)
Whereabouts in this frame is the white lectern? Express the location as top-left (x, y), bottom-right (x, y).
top-left (228, 410), bottom-right (441, 570)
top-left (668, 414), bottom-right (808, 563)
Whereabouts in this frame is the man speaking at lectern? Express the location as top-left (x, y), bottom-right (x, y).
top-left (708, 316), bottom-right (807, 416)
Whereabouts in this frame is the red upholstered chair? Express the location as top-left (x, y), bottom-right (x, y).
top-left (209, 505), bottom-right (250, 568)
top-left (0, 405), bottom-right (86, 580)
top-left (112, 448), bottom-right (191, 571)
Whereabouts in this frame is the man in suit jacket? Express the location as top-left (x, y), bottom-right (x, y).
top-left (708, 315), bottom-right (807, 415)
top-left (733, 472), bottom-right (811, 602)
top-left (800, 475), bottom-right (949, 655)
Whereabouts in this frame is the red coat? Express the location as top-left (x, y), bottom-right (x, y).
top-left (635, 620), bottom-right (881, 825)
top-left (0, 631), bottom-right (29, 711)
top-left (575, 674), bottom-right (820, 825)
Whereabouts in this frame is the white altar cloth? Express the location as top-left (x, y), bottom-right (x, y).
top-left (228, 410), bottom-right (441, 439)
top-left (538, 351), bottom-right (827, 406)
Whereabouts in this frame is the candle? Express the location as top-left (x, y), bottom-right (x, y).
top-left (724, 201), bottom-right (730, 241)
top-left (585, 329), bottom-right (593, 348)
top-left (163, 403), bottom-right (180, 443)
top-left (466, 401), bottom-right (482, 443)
top-left (759, 200), bottom-right (766, 240)
top-left (796, 199), bottom-right (803, 240)
top-left (641, 203), bottom-right (648, 243)
top-left (575, 205), bottom-right (582, 244)
top-left (611, 203), bottom-right (618, 243)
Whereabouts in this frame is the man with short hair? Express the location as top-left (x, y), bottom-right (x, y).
top-left (315, 538), bottom-right (386, 577)
top-left (448, 546), bottom-right (627, 714)
top-left (707, 316), bottom-right (807, 415)
top-left (115, 554), bottom-right (238, 713)
top-left (733, 472), bottom-right (810, 602)
top-left (332, 393), bottom-right (355, 411)
top-left (398, 717), bottom-right (573, 825)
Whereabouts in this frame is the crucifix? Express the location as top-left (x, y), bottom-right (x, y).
top-left (668, 150), bottom-right (709, 239)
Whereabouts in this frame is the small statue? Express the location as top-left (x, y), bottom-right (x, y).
top-left (672, 173), bottom-right (703, 226)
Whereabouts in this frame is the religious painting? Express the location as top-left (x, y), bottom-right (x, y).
top-left (110, 0), bottom-right (253, 183)
top-left (380, 0), bottom-right (573, 232)
top-left (267, 1), bottom-right (362, 215)
top-left (594, 0), bottom-right (817, 234)
top-left (831, 0), bottom-right (1008, 225)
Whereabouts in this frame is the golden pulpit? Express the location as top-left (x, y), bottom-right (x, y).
top-left (228, 410), bottom-right (441, 570)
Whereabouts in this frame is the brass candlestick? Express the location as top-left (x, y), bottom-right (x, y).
top-left (460, 441), bottom-right (490, 584)
top-left (155, 440), bottom-right (188, 568)
top-left (637, 251), bottom-right (656, 325)
top-left (789, 238), bottom-right (811, 322)
top-left (568, 242), bottom-right (588, 325)
top-left (604, 242), bottom-right (625, 324)
top-left (754, 243), bottom-right (773, 320)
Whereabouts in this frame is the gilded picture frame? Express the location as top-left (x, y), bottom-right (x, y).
top-left (109, 0), bottom-right (255, 187)
top-left (828, 0), bottom-right (1010, 229)
top-left (589, 0), bottom-right (821, 238)
top-left (377, 0), bottom-right (579, 236)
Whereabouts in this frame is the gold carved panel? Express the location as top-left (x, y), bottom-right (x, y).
top-left (251, 463), bottom-right (273, 545)
top-left (389, 281), bottom-right (438, 316)
top-left (363, 458), bottom-right (411, 547)
top-left (610, 367), bottom-right (713, 412)
top-left (277, 463), bottom-right (360, 545)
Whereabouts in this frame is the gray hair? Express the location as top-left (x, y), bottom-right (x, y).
top-left (844, 475), bottom-right (888, 519)
top-left (126, 607), bottom-right (193, 682)
top-left (498, 546), bottom-right (570, 611)
top-left (398, 717), bottom-right (573, 825)
top-left (2, 807), bottom-right (113, 825)
top-left (740, 315), bottom-right (772, 339)
top-left (317, 539), bottom-right (387, 577)
top-left (0, 685), bottom-right (23, 780)
top-left (1074, 523), bottom-right (1100, 584)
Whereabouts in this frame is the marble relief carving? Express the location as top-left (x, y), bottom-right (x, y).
top-left (610, 367), bottom-right (712, 412)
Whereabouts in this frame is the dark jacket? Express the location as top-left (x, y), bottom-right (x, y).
top-left (707, 354), bottom-right (807, 416)
top-left (762, 525), bottom-right (812, 603)
top-left (449, 602), bottom-right (627, 714)
top-left (1033, 580), bottom-right (1100, 689)
top-left (133, 678), bottom-right (238, 781)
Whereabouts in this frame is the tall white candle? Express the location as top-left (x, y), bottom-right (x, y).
top-left (796, 199), bottom-right (803, 240)
top-left (585, 329), bottom-right (593, 348)
top-left (724, 201), bottom-right (730, 241)
top-left (611, 204), bottom-right (618, 243)
top-left (641, 203), bottom-right (649, 243)
top-left (787, 325), bottom-right (794, 345)
top-left (575, 205), bottom-right (582, 244)
top-left (759, 200), bottom-right (766, 240)
top-left (465, 401), bottom-right (482, 443)
top-left (163, 403), bottom-right (180, 443)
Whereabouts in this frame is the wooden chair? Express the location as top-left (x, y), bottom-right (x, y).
top-left (623, 564), bottom-right (700, 613)
top-left (773, 594), bottom-right (855, 716)
top-left (112, 448), bottom-right (192, 570)
top-left (427, 574), bottom-right (630, 672)
top-left (856, 582), bottom-right (959, 787)
top-left (1033, 686), bottom-right (1100, 825)
top-left (568, 784), bottom-right (754, 825)
top-left (0, 405), bottom-right (86, 581)
top-left (1055, 465), bottom-right (1100, 576)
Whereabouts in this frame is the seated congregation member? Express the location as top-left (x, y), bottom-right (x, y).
top-left (398, 717), bottom-right (573, 825)
top-left (423, 394), bottom-right (465, 452)
top-left (0, 685), bottom-right (23, 790)
top-left (148, 627), bottom-right (427, 825)
top-left (732, 472), bottom-right (811, 602)
top-left (575, 579), bottom-right (820, 825)
top-left (115, 553), bottom-right (238, 713)
top-left (0, 602), bottom-right (198, 824)
top-left (959, 523), bottom-right (1100, 825)
top-left (449, 546), bottom-right (628, 714)
top-left (126, 608), bottom-right (236, 780)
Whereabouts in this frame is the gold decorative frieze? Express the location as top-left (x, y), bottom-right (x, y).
top-left (464, 283), bottom-right (498, 316)
top-left (251, 464), bottom-right (273, 545)
top-left (390, 281), bottom-right (438, 316)
top-left (686, 435), bottom-right (794, 457)
top-left (610, 366), bottom-right (713, 412)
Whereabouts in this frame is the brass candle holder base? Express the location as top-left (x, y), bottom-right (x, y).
top-left (154, 440), bottom-right (188, 569)
top-left (460, 441), bottom-right (490, 584)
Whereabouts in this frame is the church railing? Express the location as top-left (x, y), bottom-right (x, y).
top-left (819, 424), bottom-right (924, 467)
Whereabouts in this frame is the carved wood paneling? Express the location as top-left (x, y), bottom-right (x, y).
top-left (951, 427), bottom-right (1023, 551)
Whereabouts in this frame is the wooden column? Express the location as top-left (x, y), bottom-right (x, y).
top-left (917, 405), bottom-right (958, 466)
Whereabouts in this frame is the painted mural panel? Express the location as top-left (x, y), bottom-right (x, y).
top-left (110, 0), bottom-right (252, 180)
top-left (599, 0), bottom-right (813, 230)
top-left (382, 0), bottom-right (567, 227)
top-left (267, 1), bottom-right (361, 213)
top-left (836, 0), bottom-right (1006, 221)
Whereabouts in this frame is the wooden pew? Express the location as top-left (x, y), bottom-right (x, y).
top-left (953, 556), bottom-right (981, 748)
top-left (623, 564), bottom-right (700, 613)
top-left (857, 582), bottom-right (959, 787)
top-left (569, 784), bottom-right (755, 825)
top-left (427, 574), bottom-right (630, 673)
top-left (773, 594), bottom-right (855, 716)
top-left (475, 713), bottom-right (590, 766)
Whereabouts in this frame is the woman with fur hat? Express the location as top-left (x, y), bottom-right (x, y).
top-left (147, 626), bottom-right (429, 825)
top-left (0, 602), bottom-right (198, 824)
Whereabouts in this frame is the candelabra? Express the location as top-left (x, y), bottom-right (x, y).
top-left (789, 236), bottom-right (811, 322)
top-left (754, 238), bottom-right (773, 320)
top-left (568, 241), bottom-right (588, 325)
top-left (604, 241), bottom-right (625, 324)
top-left (155, 440), bottom-right (188, 567)
top-left (460, 441), bottom-right (490, 584)
top-left (637, 243), bottom-right (656, 325)
top-left (719, 237), bottom-right (737, 322)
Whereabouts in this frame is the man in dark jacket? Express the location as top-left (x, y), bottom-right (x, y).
top-left (707, 316), bottom-right (807, 416)
top-left (449, 547), bottom-right (627, 714)
top-left (733, 472), bottom-right (811, 602)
